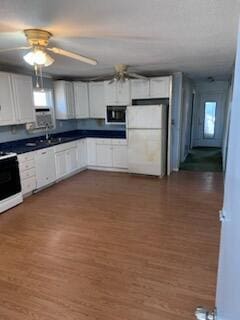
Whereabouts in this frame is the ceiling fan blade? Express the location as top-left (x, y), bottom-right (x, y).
top-left (128, 72), bottom-right (148, 80)
top-left (47, 47), bottom-right (97, 65)
top-left (0, 46), bottom-right (31, 53)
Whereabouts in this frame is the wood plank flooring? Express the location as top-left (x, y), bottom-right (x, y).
top-left (0, 170), bottom-right (223, 320)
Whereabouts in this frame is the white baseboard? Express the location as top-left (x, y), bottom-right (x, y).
top-left (88, 166), bottom-right (128, 173)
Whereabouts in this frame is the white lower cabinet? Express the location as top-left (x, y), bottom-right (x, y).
top-left (112, 144), bottom-right (128, 168)
top-left (54, 142), bottom-right (78, 180)
top-left (66, 147), bottom-right (78, 173)
top-left (77, 139), bottom-right (87, 168)
top-left (18, 137), bottom-right (127, 199)
top-left (35, 148), bottom-right (56, 189)
top-left (96, 141), bottom-right (113, 167)
top-left (93, 138), bottom-right (128, 169)
top-left (18, 151), bottom-right (36, 196)
top-left (87, 138), bottom-right (97, 166)
top-left (55, 150), bottom-right (67, 179)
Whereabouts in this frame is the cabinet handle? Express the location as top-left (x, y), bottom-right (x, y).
top-left (0, 105), bottom-right (1, 111)
top-left (41, 151), bottom-right (47, 155)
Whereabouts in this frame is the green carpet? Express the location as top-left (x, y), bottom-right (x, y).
top-left (180, 147), bottom-right (222, 172)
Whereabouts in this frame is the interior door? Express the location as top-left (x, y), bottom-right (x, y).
top-left (194, 92), bottom-right (226, 147)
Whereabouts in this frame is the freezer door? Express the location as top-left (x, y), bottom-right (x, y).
top-left (126, 105), bottom-right (164, 129)
top-left (127, 129), bottom-right (166, 176)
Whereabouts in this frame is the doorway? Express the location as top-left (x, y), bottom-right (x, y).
top-left (180, 90), bottom-right (226, 172)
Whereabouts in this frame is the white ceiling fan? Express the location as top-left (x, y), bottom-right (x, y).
top-left (0, 29), bottom-right (97, 67)
top-left (108, 64), bottom-right (147, 83)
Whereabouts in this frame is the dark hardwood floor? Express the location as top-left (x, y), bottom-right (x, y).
top-left (0, 170), bottom-right (223, 320)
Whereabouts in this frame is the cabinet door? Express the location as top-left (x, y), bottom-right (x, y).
top-left (55, 151), bottom-right (67, 179)
top-left (66, 147), bottom-right (78, 174)
top-left (112, 145), bottom-right (128, 168)
top-left (74, 82), bottom-right (89, 119)
top-left (65, 82), bottom-right (75, 118)
top-left (131, 79), bottom-right (150, 99)
top-left (87, 138), bottom-right (97, 166)
top-left (89, 82), bottom-right (105, 118)
top-left (54, 81), bottom-right (75, 119)
top-left (12, 74), bottom-right (35, 123)
top-left (116, 80), bottom-right (131, 104)
top-left (35, 148), bottom-right (56, 189)
top-left (0, 72), bottom-right (16, 125)
top-left (96, 143), bottom-right (113, 167)
top-left (104, 81), bottom-right (117, 105)
top-left (77, 139), bottom-right (87, 168)
top-left (149, 77), bottom-right (170, 98)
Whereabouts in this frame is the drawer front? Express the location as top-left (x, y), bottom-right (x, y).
top-left (21, 176), bottom-right (36, 195)
top-left (111, 139), bottom-right (127, 145)
top-left (54, 141), bottom-right (77, 153)
top-left (18, 152), bottom-right (34, 163)
top-left (19, 159), bottom-right (35, 172)
top-left (96, 138), bottom-right (112, 145)
top-left (20, 168), bottom-right (35, 180)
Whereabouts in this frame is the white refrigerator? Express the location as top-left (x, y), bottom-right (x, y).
top-left (126, 104), bottom-right (167, 176)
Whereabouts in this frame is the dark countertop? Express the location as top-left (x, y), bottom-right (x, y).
top-left (0, 130), bottom-right (126, 154)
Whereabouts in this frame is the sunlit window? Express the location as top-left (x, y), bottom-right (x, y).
top-left (204, 101), bottom-right (216, 139)
top-left (33, 89), bottom-right (53, 108)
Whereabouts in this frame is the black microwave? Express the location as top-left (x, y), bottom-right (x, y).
top-left (106, 105), bottom-right (126, 124)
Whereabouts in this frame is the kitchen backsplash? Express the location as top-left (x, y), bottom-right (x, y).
top-left (0, 119), bottom-right (125, 143)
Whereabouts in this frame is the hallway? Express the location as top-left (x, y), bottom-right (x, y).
top-left (180, 147), bottom-right (222, 172)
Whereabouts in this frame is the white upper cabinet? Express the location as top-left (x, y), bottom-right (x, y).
top-left (54, 81), bottom-right (75, 119)
top-left (130, 76), bottom-right (171, 100)
top-left (149, 76), bottom-right (170, 98)
top-left (0, 72), bottom-right (16, 125)
top-left (131, 79), bottom-right (150, 99)
top-left (104, 80), bottom-right (130, 105)
top-left (73, 81), bottom-right (89, 119)
top-left (88, 81), bottom-right (105, 118)
top-left (12, 74), bottom-right (35, 124)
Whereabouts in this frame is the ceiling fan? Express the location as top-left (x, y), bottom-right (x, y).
top-left (107, 64), bottom-right (147, 83)
top-left (0, 28), bottom-right (97, 67)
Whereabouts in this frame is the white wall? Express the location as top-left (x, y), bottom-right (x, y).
top-left (171, 72), bottom-right (183, 171)
top-left (216, 22), bottom-right (240, 320)
top-left (222, 75), bottom-right (234, 171)
top-left (180, 76), bottom-right (194, 162)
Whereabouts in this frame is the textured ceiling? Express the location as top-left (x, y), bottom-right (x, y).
top-left (0, 0), bottom-right (239, 80)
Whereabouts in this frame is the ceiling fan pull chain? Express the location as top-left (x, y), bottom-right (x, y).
top-left (34, 64), bottom-right (40, 89)
top-left (39, 65), bottom-right (44, 91)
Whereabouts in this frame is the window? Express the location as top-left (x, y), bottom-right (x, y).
top-left (204, 101), bottom-right (216, 139)
top-left (33, 89), bottom-right (53, 108)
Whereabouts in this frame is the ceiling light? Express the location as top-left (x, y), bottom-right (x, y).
top-left (23, 49), bottom-right (54, 66)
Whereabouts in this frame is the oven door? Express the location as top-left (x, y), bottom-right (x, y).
top-left (0, 156), bottom-right (21, 201)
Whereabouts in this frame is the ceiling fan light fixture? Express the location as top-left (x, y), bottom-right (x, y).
top-left (23, 49), bottom-right (54, 66)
